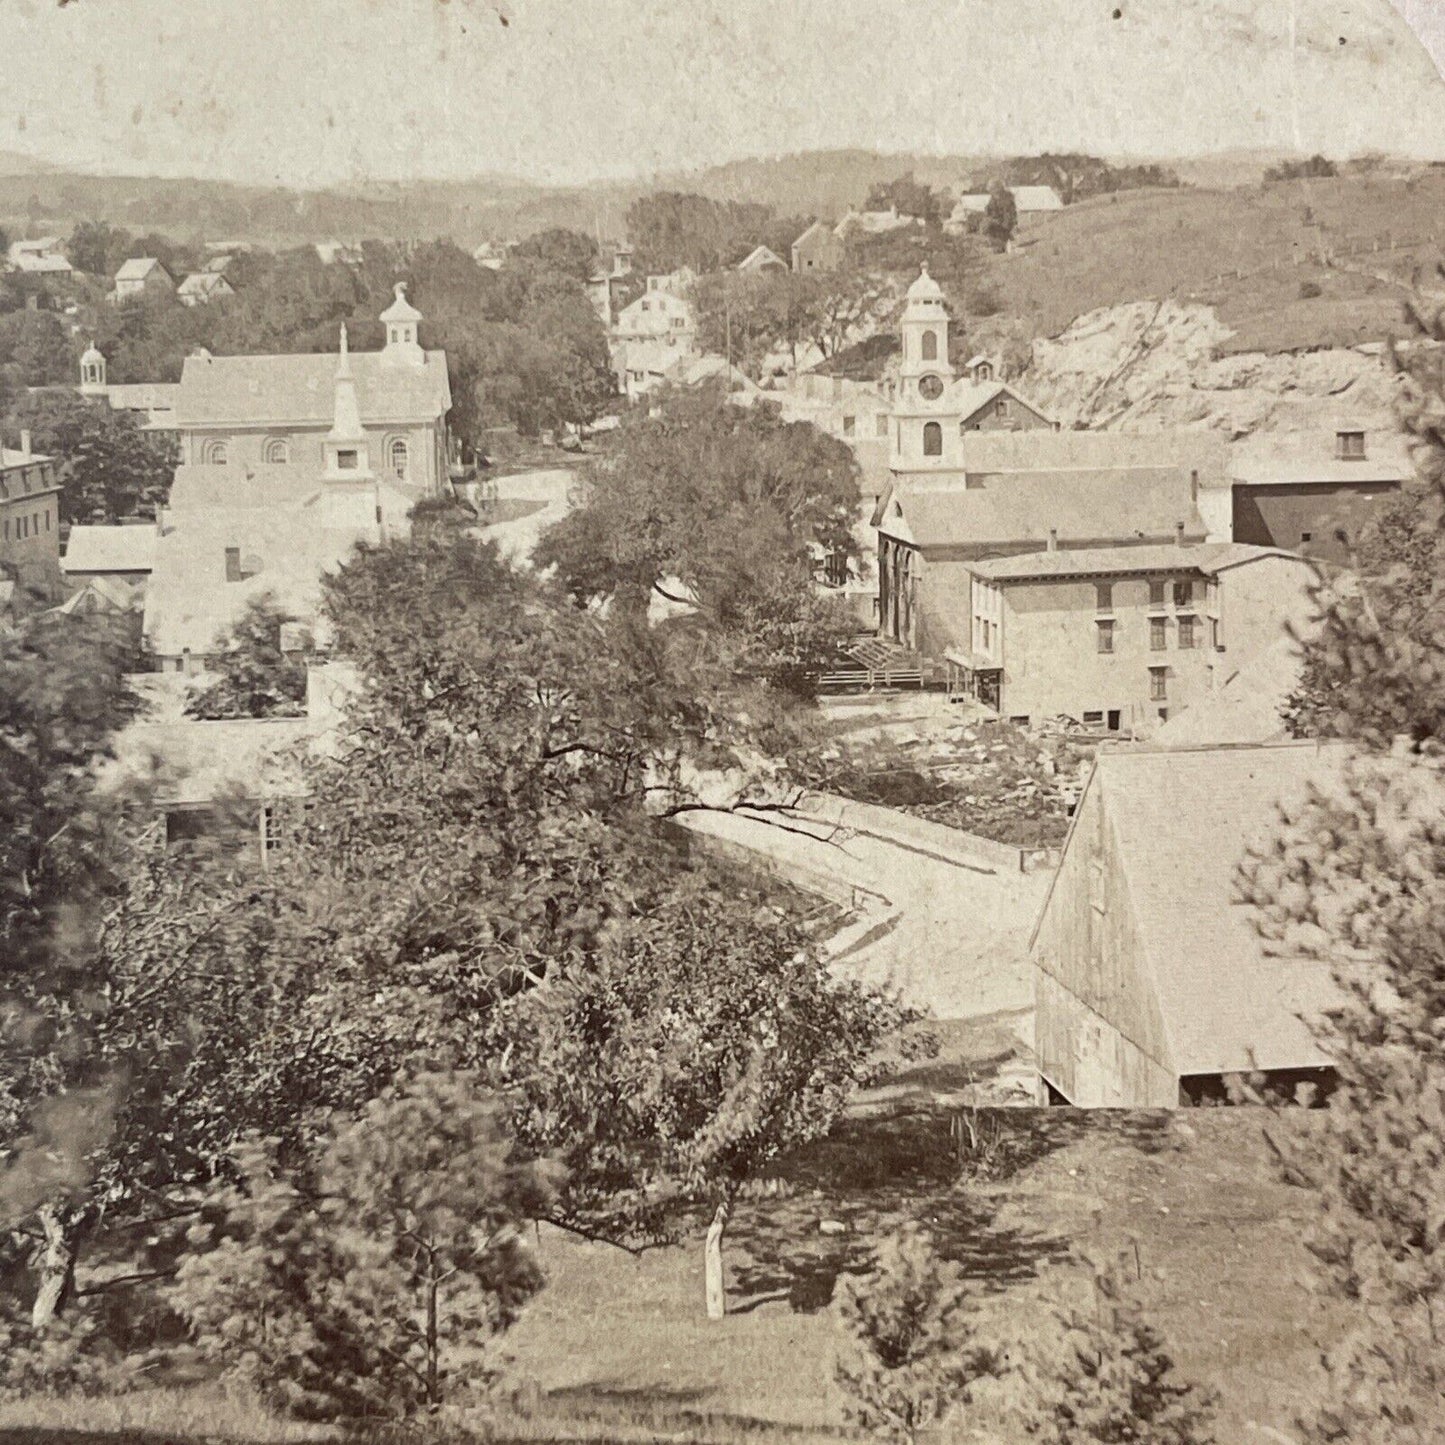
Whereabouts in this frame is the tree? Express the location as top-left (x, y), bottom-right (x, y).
top-left (863, 174), bottom-right (940, 227)
top-left (1238, 284), bottom-right (1445, 1440)
top-left (511, 227), bottom-right (599, 282)
top-left (535, 385), bottom-right (862, 694)
top-left (1021, 1258), bottom-right (1217, 1445)
top-left (692, 270), bottom-right (796, 377)
top-left (0, 309), bottom-right (74, 388)
top-left (835, 1224), bottom-right (1000, 1443)
top-left (4, 389), bottom-right (176, 523)
top-left (66, 221), bottom-right (134, 280)
top-left (173, 1074), bottom-right (552, 1418)
top-left (982, 183), bottom-right (1018, 251)
top-left (625, 192), bottom-right (777, 275)
top-left (184, 595), bottom-right (312, 720)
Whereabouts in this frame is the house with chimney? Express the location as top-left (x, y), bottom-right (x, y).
top-left (113, 257), bottom-right (175, 304)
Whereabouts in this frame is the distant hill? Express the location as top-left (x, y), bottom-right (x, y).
top-left (0, 145), bottom-right (1348, 250)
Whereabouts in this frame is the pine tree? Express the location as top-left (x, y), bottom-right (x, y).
top-left (1023, 1259), bottom-right (1217, 1445)
top-left (1240, 281), bottom-right (1445, 1440)
top-left (834, 1223), bottom-right (1000, 1444)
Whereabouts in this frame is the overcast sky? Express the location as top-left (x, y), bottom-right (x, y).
top-left (3, 0), bottom-right (1443, 187)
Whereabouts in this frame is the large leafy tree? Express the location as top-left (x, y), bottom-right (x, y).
top-left (3, 390), bottom-right (176, 523)
top-left (0, 309), bottom-right (74, 388)
top-left (625, 192), bottom-right (777, 275)
top-left (184, 594), bottom-right (311, 720)
top-left (510, 227), bottom-right (599, 282)
top-left (1240, 288), bottom-right (1445, 1441)
top-left (535, 385), bottom-right (862, 694)
top-left (863, 173), bottom-right (941, 226)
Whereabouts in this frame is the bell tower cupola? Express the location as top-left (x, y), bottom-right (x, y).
top-left (79, 342), bottom-right (107, 395)
top-left (379, 282), bottom-right (425, 367)
top-left (898, 265), bottom-right (953, 405)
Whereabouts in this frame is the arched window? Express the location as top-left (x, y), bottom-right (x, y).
top-left (201, 438), bottom-right (229, 466)
top-left (388, 437), bottom-right (409, 479)
top-left (923, 422), bottom-right (943, 457)
top-left (262, 436), bottom-right (289, 464)
top-left (921, 329), bottom-right (938, 361)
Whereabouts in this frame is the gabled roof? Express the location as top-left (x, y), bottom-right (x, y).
top-left (178, 271), bottom-right (234, 297)
top-left (1012, 185), bottom-right (1065, 211)
top-left (1151, 635), bottom-right (1304, 748)
top-left (174, 348), bottom-right (450, 428)
top-left (737, 245), bottom-right (788, 272)
top-left (791, 220), bottom-right (836, 249)
top-left (1228, 431), bottom-right (1415, 486)
top-left (115, 257), bottom-right (170, 283)
top-left (105, 382), bottom-right (182, 417)
top-left (1042, 742), bottom-right (1353, 1075)
top-left (950, 379), bottom-right (1054, 428)
top-left (62, 524), bottom-right (160, 575)
top-left (959, 428), bottom-right (1228, 479)
top-left (875, 471), bottom-right (1207, 552)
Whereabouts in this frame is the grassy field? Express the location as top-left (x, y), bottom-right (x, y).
top-left (0, 1107), bottom-right (1344, 1445)
top-left (980, 172), bottom-right (1445, 353)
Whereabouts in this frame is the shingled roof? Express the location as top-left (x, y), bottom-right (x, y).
top-left (966, 540), bottom-right (1302, 582)
top-left (875, 470), bottom-right (1207, 552)
top-left (1040, 741), bottom-right (1352, 1076)
top-left (175, 349), bottom-right (451, 428)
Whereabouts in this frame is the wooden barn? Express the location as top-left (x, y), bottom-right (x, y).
top-left (1030, 741), bottom-right (1347, 1108)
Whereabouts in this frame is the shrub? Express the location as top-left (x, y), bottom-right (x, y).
top-left (172, 1073), bottom-right (554, 1419)
top-left (834, 1223), bottom-right (1001, 1443)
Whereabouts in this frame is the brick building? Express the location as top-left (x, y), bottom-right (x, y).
top-left (0, 433), bottom-right (63, 604)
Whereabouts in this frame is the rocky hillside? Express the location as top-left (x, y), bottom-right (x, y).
top-left (1022, 299), bottom-right (1402, 438)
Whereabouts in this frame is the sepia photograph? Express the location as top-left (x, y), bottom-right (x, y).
top-left (2, 0), bottom-right (1445, 1439)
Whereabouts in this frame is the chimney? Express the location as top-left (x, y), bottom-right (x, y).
top-left (19, 430), bottom-right (31, 459)
top-left (1175, 521), bottom-right (1186, 547)
top-left (1047, 527), bottom-right (1058, 552)
top-left (1189, 468), bottom-right (1199, 503)
top-left (225, 546), bottom-right (242, 583)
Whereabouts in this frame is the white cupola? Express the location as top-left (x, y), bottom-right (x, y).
top-left (323, 324), bottom-right (373, 482)
top-left (79, 342), bottom-right (107, 394)
top-left (898, 265), bottom-right (954, 401)
top-left (379, 281), bottom-right (424, 367)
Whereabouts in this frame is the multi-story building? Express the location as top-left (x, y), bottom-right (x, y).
top-left (0, 433), bottom-right (63, 604)
top-left (611, 275), bottom-right (699, 399)
top-left (953, 541), bottom-right (1320, 731)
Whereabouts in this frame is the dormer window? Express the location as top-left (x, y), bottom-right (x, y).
top-left (337, 449), bottom-right (359, 471)
top-left (1337, 430), bottom-right (1366, 460)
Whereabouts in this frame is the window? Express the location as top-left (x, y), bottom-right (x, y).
top-left (1148, 578), bottom-right (1166, 608)
top-left (1150, 666), bottom-right (1168, 701)
top-left (1173, 579), bottom-right (1193, 608)
top-left (388, 437), bottom-right (409, 478)
top-left (262, 436), bottom-right (289, 464)
top-left (1157, 707), bottom-right (1169, 722)
top-left (1107, 709), bottom-right (1121, 732)
top-left (1083, 710), bottom-right (1104, 726)
top-left (337, 449), bottom-right (359, 471)
top-left (996, 399), bottom-right (1011, 418)
top-left (923, 422), bottom-right (943, 457)
top-left (201, 438), bottom-right (229, 466)
top-left (1096, 619), bottom-right (1115, 654)
top-left (672, 316), bottom-right (685, 328)
top-left (1178, 615), bottom-right (1197, 649)
top-left (2, 520), bottom-right (7, 541)
top-left (44, 509), bottom-right (49, 531)
top-left (921, 329), bottom-right (938, 361)
top-left (1300, 531), bottom-right (1313, 544)
top-left (1337, 430), bottom-right (1366, 460)
top-left (1150, 617), bottom-right (1167, 651)
top-left (640, 301), bottom-right (650, 312)
top-left (842, 415), bottom-right (856, 437)
top-left (1095, 582), bottom-right (1113, 613)
top-left (1009, 715), bottom-right (1031, 727)
top-left (1211, 617), bottom-right (1222, 650)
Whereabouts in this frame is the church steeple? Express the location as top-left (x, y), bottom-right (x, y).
top-left (323, 324), bottom-right (372, 481)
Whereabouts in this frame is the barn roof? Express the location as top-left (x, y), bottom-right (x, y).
top-left (62, 524), bottom-right (160, 575)
top-left (1049, 742), bottom-right (1351, 1075)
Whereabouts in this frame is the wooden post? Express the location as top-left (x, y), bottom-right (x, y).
top-left (705, 1201), bottom-right (729, 1320)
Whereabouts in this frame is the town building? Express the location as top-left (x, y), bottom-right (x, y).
top-left (171, 283), bottom-right (449, 487)
top-left (736, 245), bottom-right (789, 275)
top-left (77, 344), bottom-right (181, 430)
top-left (177, 271), bottom-right (236, 305)
top-left (946, 541), bottom-right (1320, 729)
top-left (611, 275), bottom-right (698, 398)
top-left (113, 257), bottom-right (175, 304)
top-left (1031, 741), bottom-right (1350, 1107)
top-left (6, 237), bottom-right (73, 276)
top-left (790, 220), bottom-right (843, 274)
top-left (946, 185), bottom-right (1065, 231)
top-left (0, 433), bottom-right (63, 603)
top-left (834, 206), bottom-right (919, 240)
top-left (144, 291), bottom-right (450, 671)
top-left (61, 522), bottom-right (159, 598)
top-left (1228, 428), bottom-right (1411, 565)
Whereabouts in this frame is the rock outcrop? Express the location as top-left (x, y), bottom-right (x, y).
top-left (1025, 300), bottom-right (1402, 438)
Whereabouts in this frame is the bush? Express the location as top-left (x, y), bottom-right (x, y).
top-left (172, 1073), bottom-right (554, 1419)
top-left (834, 1224), bottom-right (1001, 1443)
top-left (1021, 1257), bottom-right (1217, 1445)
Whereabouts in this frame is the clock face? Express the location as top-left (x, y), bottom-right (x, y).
top-left (918, 373), bottom-right (944, 401)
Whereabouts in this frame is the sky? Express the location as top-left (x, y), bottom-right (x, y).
top-left (2, 0), bottom-right (1443, 188)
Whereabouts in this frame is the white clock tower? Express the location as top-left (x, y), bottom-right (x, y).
top-left (891, 266), bottom-right (958, 473)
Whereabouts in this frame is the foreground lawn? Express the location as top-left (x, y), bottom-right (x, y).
top-left (0, 1108), bottom-right (1343, 1445)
